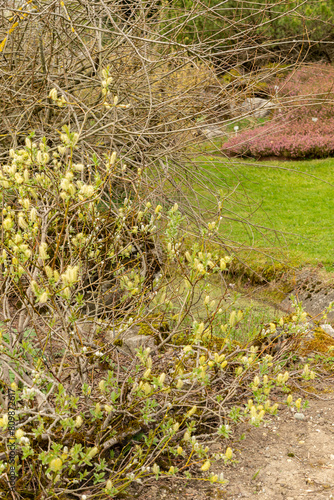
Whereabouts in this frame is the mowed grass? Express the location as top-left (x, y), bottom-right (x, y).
top-left (196, 155), bottom-right (334, 269)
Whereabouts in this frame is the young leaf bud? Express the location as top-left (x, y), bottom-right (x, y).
top-left (201, 460), bottom-right (211, 471)
top-left (50, 458), bottom-right (62, 472)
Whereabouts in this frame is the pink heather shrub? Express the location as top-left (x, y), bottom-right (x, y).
top-left (222, 64), bottom-right (334, 159)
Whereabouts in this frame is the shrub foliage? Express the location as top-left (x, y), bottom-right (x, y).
top-left (0, 130), bottom-right (314, 497)
top-left (0, 1), bottom-right (321, 498)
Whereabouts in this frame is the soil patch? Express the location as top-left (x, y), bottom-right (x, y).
top-left (222, 388), bottom-right (334, 499)
top-left (133, 383), bottom-right (334, 500)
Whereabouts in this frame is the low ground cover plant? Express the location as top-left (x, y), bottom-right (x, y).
top-left (222, 64), bottom-right (334, 159)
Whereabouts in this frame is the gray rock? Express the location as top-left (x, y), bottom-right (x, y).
top-left (117, 334), bottom-right (155, 355)
top-left (320, 324), bottom-right (334, 337)
top-left (240, 97), bottom-right (275, 119)
top-left (77, 320), bottom-right (156, 355)
top-left (281, 270), bottom-right (334, 322)
top-left (106, 325), bottom-right (156, 355)
top-left (200, 125), bottom-right (225, 139)
top-left (294, 413), bottom-right (305, 420)
top-left (77, 320), bottom-right (98, 335)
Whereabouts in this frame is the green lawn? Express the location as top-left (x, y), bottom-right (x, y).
top-left (198, 156), bottom-right (334, 269)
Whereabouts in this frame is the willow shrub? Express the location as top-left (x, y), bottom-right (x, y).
top-left (0, 98), bottom-right (314, 497)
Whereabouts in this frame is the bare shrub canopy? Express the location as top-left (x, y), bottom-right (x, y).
top-left (0, 1), bottom-right (318, 235)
